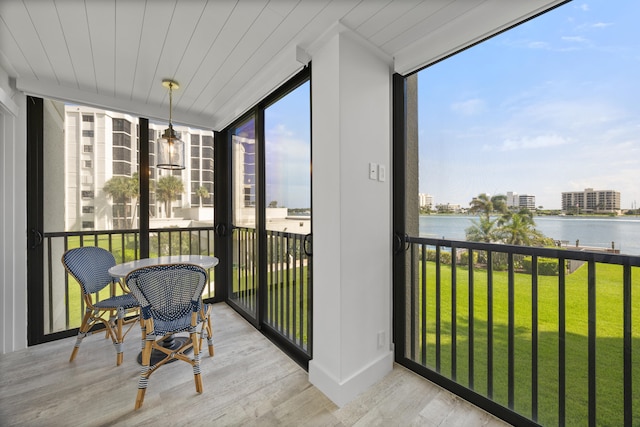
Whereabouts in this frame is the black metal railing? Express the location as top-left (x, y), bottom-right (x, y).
top-left (44, 226), bottom-right (215, 334)
top-left (265, 230), bottom-right (312, 356)
top-left (230, 227), bottom-right (312, 360)
top-left (230, 226), bottom-right (258, 316)
top-left (399, 236), bottom-right (640, 426)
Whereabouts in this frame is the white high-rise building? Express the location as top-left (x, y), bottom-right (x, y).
top-left (506, 191), bottom-right (519, 208)
top-left (506, 191), bottom-right (536, 210)
top-left (64, 105), bottom-right (214, 231)
top-left (418, 193), bottom-right (433, 210)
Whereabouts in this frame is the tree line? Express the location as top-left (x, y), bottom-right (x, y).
top-left (465, 193), bottom-right (553, 247)
top-left (103, 174), bottom-right (209, 229)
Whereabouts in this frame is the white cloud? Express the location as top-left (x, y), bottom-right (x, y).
top-left (578, 3), bottom-right (590, 12)
top-left (450, 98), bottom-right (485, 115)
top-left (497, 134), bottom-right (570, 151)
top-left (592, 22), bottom-right (613, 28)
top-left (528, 41), bottom-right (549, 49)
top-left (562, 36), bottom-right (588, 43)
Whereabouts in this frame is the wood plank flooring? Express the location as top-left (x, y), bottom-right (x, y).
top-left (0, 303), bottom-right (509, 426)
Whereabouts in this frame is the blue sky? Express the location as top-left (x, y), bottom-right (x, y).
top-left (418, 1), bottom-right (640, 210)
top-left (265, 81), bottom-right (311, 209)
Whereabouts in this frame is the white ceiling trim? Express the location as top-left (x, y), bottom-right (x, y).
top-left (0, 84), bottom-right (19, 117)
top-left (304, 21), bottom-right (394, 68)
top-left (16, 76), bottom-right (213, 129)
top-left (394, 0), bottom-right (569, 75)
top-left (212, 42), bottom-right (307, 130)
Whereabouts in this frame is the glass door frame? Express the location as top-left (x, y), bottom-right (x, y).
top-left (216, 66), bottom-right (312, 365)
top-left (26, 96), bottom-right (47, 345)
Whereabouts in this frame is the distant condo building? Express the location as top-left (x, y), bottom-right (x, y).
top-left (561, 188), bottom-right (620, 213)
top-left (419, 193), bottom-right (433, 210)
top-left (436, 203), bottom-right (462, 213)
top-left (506, 191), bottom-right (536, 210)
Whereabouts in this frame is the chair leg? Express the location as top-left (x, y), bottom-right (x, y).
top-left (205, 316), bottom-right (214, 357)
top-left (113, 307), bottom-right (125, 366)
top-left (191, 330), bottom-right (203, 394)
top-left (70, 310), bottom-right (92, 362)
top-left (200, 305), bottom-right (214, 357)
top-left (135, 337), bottom-right (153, 410)
top-left (139, 316), bottom-right (146, 351)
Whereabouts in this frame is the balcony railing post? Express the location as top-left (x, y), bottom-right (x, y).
top-left (559, 256), bottom-right (566, 425)
top-left (588, 261), bottom-right (596, 426)
top-left (531, 254), bottom-right (539, 421)
top-left (623, 264), bottom-right (632, 427)
top-left (507, 252), bottom-right (515, 410)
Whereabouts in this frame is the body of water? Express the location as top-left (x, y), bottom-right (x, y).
top-left (419, 215), bottom-right (640, 256)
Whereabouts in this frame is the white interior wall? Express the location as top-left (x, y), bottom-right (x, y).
top-left (0, 65), bottom-right (28, 354)
top-left (309, 29), bottom-right (394, 407)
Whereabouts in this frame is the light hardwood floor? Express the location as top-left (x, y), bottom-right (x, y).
top-left (0, 303), bottom-right (509, 426)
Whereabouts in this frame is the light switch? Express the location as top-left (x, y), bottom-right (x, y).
top-left (378, 164), bottom-right (386, 182)
top-left (369, 162), bottom-right (378, 180)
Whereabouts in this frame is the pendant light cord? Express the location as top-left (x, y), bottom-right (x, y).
top-left (168, 82), bottom-right (173, 130)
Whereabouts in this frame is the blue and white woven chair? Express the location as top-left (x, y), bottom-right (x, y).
top-left (125, 263), bottom-right (212, 410)
top-left (61, 247), bottom-right (140, 366)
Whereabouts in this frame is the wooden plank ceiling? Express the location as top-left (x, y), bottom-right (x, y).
top-left (0, 0), bottom-right (567, 130)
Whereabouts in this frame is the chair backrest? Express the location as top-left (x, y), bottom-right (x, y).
top-left (125, 264), bottom-right (207, 327)
top-left (62, 247), bottom-right (117, 295)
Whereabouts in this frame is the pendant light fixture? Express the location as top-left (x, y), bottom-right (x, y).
top-left (157, 79), bottom-right (185, 170)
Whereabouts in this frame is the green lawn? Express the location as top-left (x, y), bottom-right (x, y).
top-left (412, 261), bottom-right (640, 426)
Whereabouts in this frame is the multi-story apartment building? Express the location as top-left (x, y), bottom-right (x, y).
top-left (506, 191), bottom-right (536, 210)
top-left (518, 194), bottom-right (536, 210)
top-left (561, 188), bottom-right (621, 213)
top-left (65, 105), bottom-right (214, 231)
top-left (506, 191), bottom-right (519, 208)
top-left (435, 203), bottom-right (462, 213)
top-left (418, 193), bottom-right (433, 210)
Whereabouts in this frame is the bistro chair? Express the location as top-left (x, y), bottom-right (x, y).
top-left (125, 263), bottom-right (213, 410)
top-left (61, 246), bottom-right (140, 366)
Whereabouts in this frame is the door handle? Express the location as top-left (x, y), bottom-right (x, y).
top-left (303, 234), bottom-right (312, 256)
top-left (30, 228), bottom-right (43, 249)
top-left (214, 223), bottom-right (227, 237)
top-left (394, 232), bottom-right (409, 254)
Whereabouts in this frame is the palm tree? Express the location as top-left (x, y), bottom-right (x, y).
top-left (465, 215), bottom-right (501, 243)
top-left (499, 209), bottom-right (551, 246)
top-left (156, 175), bottom-right (184, 218)
top-left (196, 186), bottom-right (209, 207)
top-left (103, 173), bottom-right (139, 229)
top-left (468, 193), bottom-right (507, 218)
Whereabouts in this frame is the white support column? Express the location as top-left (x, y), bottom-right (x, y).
top-left (309, 27), bottom-right (394, 407)
top-left (0, 66), bottom-right (28, 354)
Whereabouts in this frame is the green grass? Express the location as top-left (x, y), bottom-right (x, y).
top-left (229, 263), bottom-right (311, 348)
top-left (411, 261), bottom-right (640, 426)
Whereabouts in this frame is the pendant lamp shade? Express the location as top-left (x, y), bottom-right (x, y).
top-left (157, 79), bottom-right (185, 170)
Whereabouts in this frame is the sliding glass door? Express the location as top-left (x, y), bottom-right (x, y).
top-left (229, 117), bottom-right (259, 321)
top-left (225, 69), bottom-right (312, 364)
